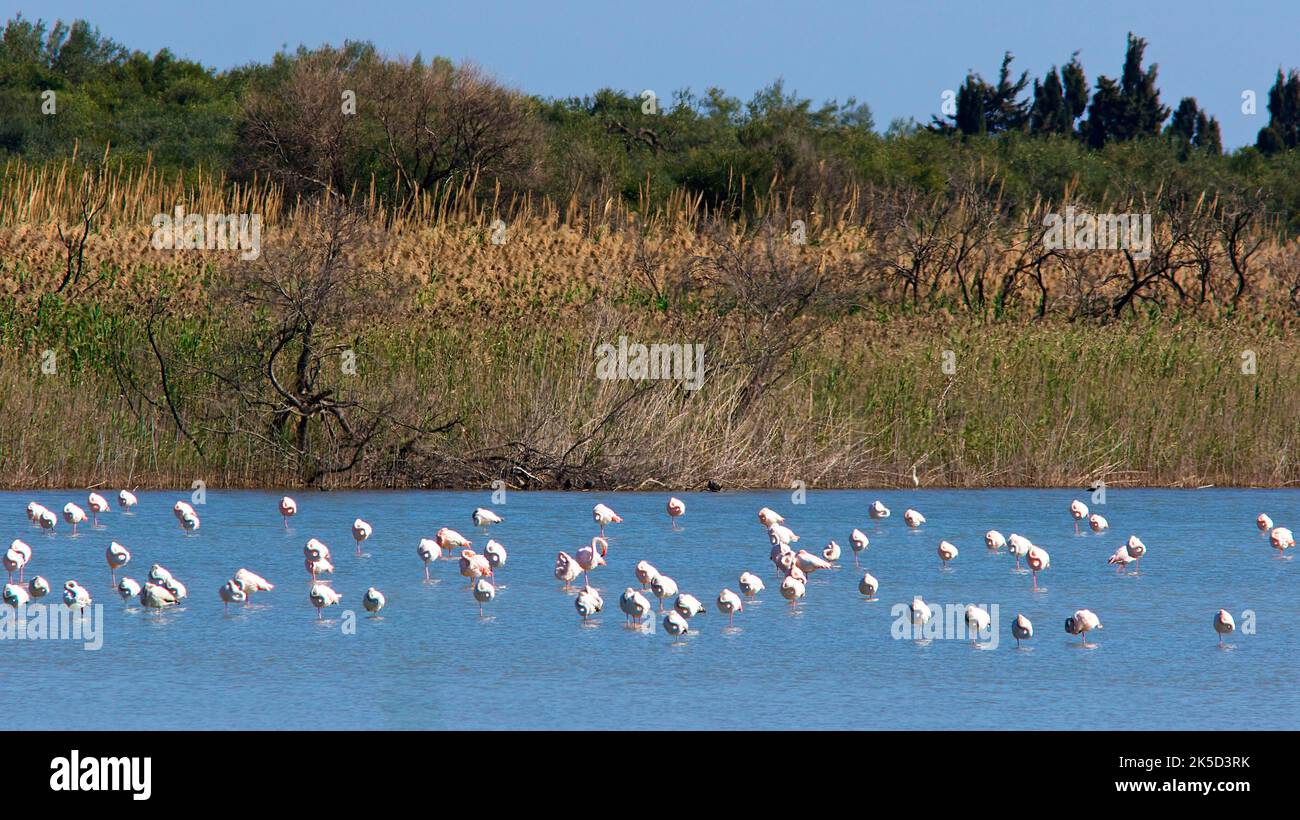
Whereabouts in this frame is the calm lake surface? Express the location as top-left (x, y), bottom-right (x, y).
top-left (3, 488), bottom-right (1297, 730)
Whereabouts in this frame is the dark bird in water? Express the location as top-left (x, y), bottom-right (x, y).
top-left (706, 480), bottom-right (722, 493)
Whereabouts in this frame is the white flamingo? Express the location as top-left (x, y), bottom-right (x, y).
top-left (938, 540), bottom-right (958, 567)
top-left (1027, 545), bottom-right (1050, 591)
top-left (592, 503), bottom-right (622, 537)
top-left (87, 492), bottom-right (110, 526)
top-left (233, 568), bottom-right (274, 598)
top-left (795, 549), bottom-right (832, 574)
top-left (417, 538), bottom-right (439, 580)
top-left (1125, 535), bottom-right (1147, 571)
top-left (716, 589), bottom-right (743, 625)
top-left (779, 575), bottom-right (806, 603)
top-left (140, 582), bottom-right (179, 610)
top-left (635, 560), bottom-right (659, 590)
top-left (363, 587), bottom-right (386, 614)
top-left (985, 530), bottom-right (1006, 551)
top-left (576, 538), bottom-right (608, 583)
top-left (1069, 499), bottom-right (1088, 534)
top-left (554, 551), bottom-right (582, 590)
top-left (118, 577), bottom-right (142, 601)
top-left (435, 527), bottom-right (470, 556)
top-left (309, 583), bottom-right (342, 619)
top-left (650, 574), bottom-right (679, 611)
top-left (1213, 609), bottom-right (1235, 644)
top-left (1107, 545), bottom-right (1136, 572)
top-left (909, 596), bottom-right (932, 635)
top-left (666, 497), bottom-right (685, 529)
top-left (27, 576), bottom-right (49, 599)
top-left (738, 572), bottom-right (765, 598)
top-left (105, 542), bottom-right (130, 583)
top-left (484, 540), bottom-right (507, 576)
top-left (822, 540), bottom-right (842, 562)
top-left (279, 496), bottom-right (297, 527)
top-left (849, 529), bottom-right (869, 566)
top-left (173, 500), bottom-right (195, 522)
top-left (38, 509), bottom-right (56, 532)
top-left (472, 577), bottom-right (496, 616)
top-left (219, 579), bottom-right (246, 613)
top-left (674, 593), bottom-right (706, 619)
top-left (964, 605), bottom-right (991, 643)
top-left (4, 540), bottom-right (31, 583)
top-left (458, 549), bottom-right (491, 586)
top-left (305, 547), bottom-right (334, 581)
top-left (858, 572), bottom-right (878, 598)
top-left (1256, 513), bottom-right (1273, 532)
top-left (62, 503), bottom-right (87, 535)
top-left (117, 490), bottom-right (137, 511)
top-left (903, 508), bottom-right (925, 529)
top-left (575, 585), bottom-right (603, 620)
top-left (26, 501), bottom-right (48, 526)
top-left (1012, 614), bottom-right (1033, 648)
top-left (663, 609), bottom-right (689, 637)
top-left (619, 587), bottom-right (652, 625)
top-left (757, 507), bottom-right (784, 527)
top-left (63, 580), bottom-right (92, 610)
top-left (768, 522), bottom-right (799, 546)
top-left (1088, 514), bottom-right (1109, 533)
top-left (1065, 609), bottom-right (1102, 645)
top-left (472, 507), bottom-right (503, 530)
top-left (869, 500), bottom-right (890, 520)
top-left (352, 518), bottom-right (373, 554)
top-left (2, 583), bottom-right (30, 608)
top-left (1270, 527), bottom-right (1294, 556)
top-left (180, 511), bottom-right (200, 532)
top-left (1007, 533), bottom-right (1032, 570)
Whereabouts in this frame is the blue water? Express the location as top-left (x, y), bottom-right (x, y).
top-left (2, 488), bottom-right (1297, 729)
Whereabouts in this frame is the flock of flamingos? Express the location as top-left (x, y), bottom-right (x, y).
top-left (1, 492), bottom-right (1294, 646)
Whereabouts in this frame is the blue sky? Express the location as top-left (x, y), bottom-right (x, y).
top-left (3, 0), bottom-right (1296, 148)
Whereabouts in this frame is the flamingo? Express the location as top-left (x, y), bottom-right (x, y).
top-left (472, 507), bottom-right (503, 531)
top-left (650, 574), bottom-right (679, 611)
top-left (1088, 514), bottom-right (1109, 533)
top-left (180, 511), bottom-right (200, 533)
top-left (1213, 609), bottom-right (1235, 644)
top-left (105, 542), bottom-right (130, 583)
top-left (757, 507), bottom-right (784, 527)
top-left (233, 568), bottom-right (274, 599)
top-left (62, 503), bottom-right (87, 535)
top-left (619, 587), bottom-right (652, 625)
top-left (964, 605), bottom-right (991, 643)
top-left (2, 583), bottom-right (30, 608)
top-left (1069, 499), bottom-right (1088, 534)
top-left (779, 575), bottom-right (806, 603)
top-left (666, 497), bottom-right (685, 529)
top-left (985, 530), bottom-right (1006, 551)
top-left (148, 563), bottom-right (175, 586)
top-left (458, 549), bottom-right (491, 587)
top-left (795, 549), bottom-right (832, 574)
top-left (87, 492), bottom-right (110, 526)
top-left (716, 589), bottom-right (743, 625)
top-left (141, 582), bottom-right (179, 611)
top-left (673, 593), bottom-right (706, 619)
top-left (1126, 535), bottom-right (1147, 571)
top-left (4, 540), bottom-right (31, 583)
top-left (635, 560), bottom-right (659, 589)
top-left (768, 522), bottom-right (799, 546)
top-left (1107, 545), bottom-right (1136, 573)
top-left (472, 577), bottom-right (496, 616)
top-left (363, 587), bottom-right (386, 614)
top-left (117, 490), bottom-right (137, 511)
top-left (417, 538), bottom-right (440, 579)
top-left (1270, 527), bottom-right (1294, 556)
top-left (484, 540), bottom-right (508, 577)
top-left (37, 509), bottom-right (56, 532)
top-left (161, 575), bottom-right (188, 601)
top-left (279, 496), bottom-right (297, 527)
top-left (305, 538), bottom-right (332, 561)
top-left (219, 579), bottom-right (246, 613)
top-left (1007, 533), bottom-right (1032, 570)
top-left (352, 518), bottom-right (373, 555)
top-left (592, 503), bottom-right (622, 537)
top-left (576, 538), bottom-right (607, 583)
top-left (575, 585), bottom-right (603, 620)
top-left (63, 580), bottom-right (92, 610)
top-left (1012, 614), bottom-right (1033, 648)
top-left (738, 572), bottom-right (765, 598)
top-left (435, 527), bottom-right (470, 556)
top-left (26, 502), bottom-right (49, 526)
top-left (822, 540), bottom-right (842, 562)
top-left (554, 552), bottom-right (582, 590)
top-left (172, 500), bottom-right (195, 522)
top-left (27, 576), bottom-right (49, 599)
top-left (903, 508), bottom-right (925, 529)
top-left (663, 609), bottom-right (689, 637)
top-left (1257, 513), bottom-right (1273, 532)
top-left (869, 500), bottom-right (890, 520)
top-left (305, 547), bottom-right (334, 581)
top-left (909, 596), bottom-right (932, 634)
top-left (309, 583), bottom-right (342, 619)
top-left (1027, 545), bottom-right (1050, 591)
top-left (118, 577), bottom-right (142, 601)
top-left (938, 540), bottom-right (958, 567)
top-left (858, 572), bottom-right (878, 598)
top-left (1064, 609), bottom-right (1102, 645)
top-left (850, 529), bottom-right (869, 566)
